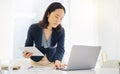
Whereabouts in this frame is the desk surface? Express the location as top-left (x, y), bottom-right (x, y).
top-left (3, 68), bottom-right (117, 74)
top-left (2, 59), bottom-right (119, 74)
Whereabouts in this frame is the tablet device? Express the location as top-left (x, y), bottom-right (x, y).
top-left (19, 47), bottom-right (44, 56)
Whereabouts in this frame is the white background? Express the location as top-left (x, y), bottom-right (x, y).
top-left (0, 0), bottom-right (120, 63)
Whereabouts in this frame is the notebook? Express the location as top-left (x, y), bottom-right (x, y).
top-left (62, 45), bottom-right (101, 71)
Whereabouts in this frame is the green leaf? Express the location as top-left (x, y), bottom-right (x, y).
top-left (118, 62), bottom-right (120, 66)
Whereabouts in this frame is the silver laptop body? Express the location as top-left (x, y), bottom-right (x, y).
top-left (63, 45), bottom-right (101, 71)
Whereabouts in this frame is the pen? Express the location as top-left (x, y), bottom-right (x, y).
top-left (27, 66), bottom-right (34, 70)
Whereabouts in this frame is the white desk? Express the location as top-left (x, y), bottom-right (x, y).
top-left (6, 68), bottom-right (118, 74)
top-left (2, 59), bottom-right (119, 74)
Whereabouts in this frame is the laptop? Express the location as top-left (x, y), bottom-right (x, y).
top-left (62, 45), bottom-right (101, 71)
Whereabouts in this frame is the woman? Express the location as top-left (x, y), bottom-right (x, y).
top-left (23, 2), bottom-right (66, 69)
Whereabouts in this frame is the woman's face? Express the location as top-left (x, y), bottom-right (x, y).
top-left (48, 9), bottom-right (65, 28)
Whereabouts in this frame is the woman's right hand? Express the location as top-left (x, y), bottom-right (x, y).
top-left (23, 51), bottom-right (33, 58)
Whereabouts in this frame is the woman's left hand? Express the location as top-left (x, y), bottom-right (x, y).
top-left (54, 60), bottom-right (67, 69)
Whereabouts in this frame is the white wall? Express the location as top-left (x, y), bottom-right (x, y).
top-left (70, 0), bottom-right (99, 46)
top-left (70, 0), bottom-right (120, 60)
top-left (13, 0), bottom-right (33, 59)
top-left (97, 0), bottom-right (120, 60)
top-left (0, 0), bottom-right (14, 61)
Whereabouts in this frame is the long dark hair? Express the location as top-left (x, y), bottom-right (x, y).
top-left (38, 2), bottom-right (66, 32)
